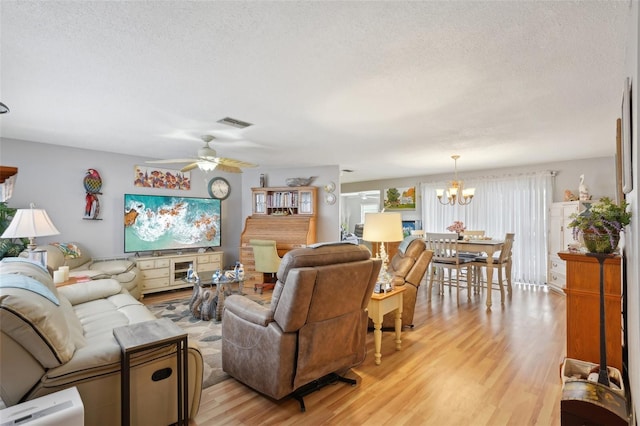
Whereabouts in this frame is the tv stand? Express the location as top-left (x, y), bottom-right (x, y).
top-left (134, 251), bottom-right (223, 295)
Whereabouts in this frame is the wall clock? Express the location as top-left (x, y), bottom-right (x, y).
top-left (207, 177), bottom-right (231, 200)
top-left (325, 193), bottom-right (336, 205)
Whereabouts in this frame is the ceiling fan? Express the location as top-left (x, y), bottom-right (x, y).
top-left (146, 135), bottom-right (258, 173)
top-left (359, 191), bottom-right (379, 200)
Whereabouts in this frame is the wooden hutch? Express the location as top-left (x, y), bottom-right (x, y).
top-left (559, 251), bottom-right (622, 370)
top-left (240, 186), bottom-right (317, 287)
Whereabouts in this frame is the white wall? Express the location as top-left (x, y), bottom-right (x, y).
top-left (624, 0), bottom-right (639, 420)
top-left (0, 138), bottom-right (341, 265)
top-left (342, 157), bottom-right (617, 203)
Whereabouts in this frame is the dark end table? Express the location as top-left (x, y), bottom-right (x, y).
top-left (113, 318), bottom-right (189, 426)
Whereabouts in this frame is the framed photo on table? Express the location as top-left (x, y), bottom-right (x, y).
top-left (27, 249), bottom-right (47, 270)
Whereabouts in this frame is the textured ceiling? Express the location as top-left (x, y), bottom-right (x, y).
top-left (0, 1), bottom-right (632, 183)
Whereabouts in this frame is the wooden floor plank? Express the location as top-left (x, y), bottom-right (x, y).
top-left (145, 279), bottom-right (565, 425)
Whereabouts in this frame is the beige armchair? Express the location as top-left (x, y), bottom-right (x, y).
top-left (221, 242), bottom-right (381, 411)
top-left (372, 236), bottom-right (433, 328)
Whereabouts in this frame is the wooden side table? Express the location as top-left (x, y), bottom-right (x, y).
top-left (559, 251), bottom-right (622, 370)
top-left (113, 318), bottom-right (189, 426)
top-left (367, 286), bottom-right (406, 365)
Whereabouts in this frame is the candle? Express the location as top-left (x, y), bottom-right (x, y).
top-left (59, 266), bottom-right (69, 281)
top-left (53, 270), bottom-right (65, 284)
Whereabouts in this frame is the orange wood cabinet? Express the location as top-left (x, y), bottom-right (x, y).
top-left (558, 251), bottom-right (622, 370)
top-left (239, 215), bottom-right (317, 286)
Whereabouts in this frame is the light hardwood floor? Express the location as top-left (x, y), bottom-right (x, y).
top-left (144, 281), bottom-right (566, 425)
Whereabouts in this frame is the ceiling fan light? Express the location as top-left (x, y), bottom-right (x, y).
top-left (197, 162), bottom-right (217, 172)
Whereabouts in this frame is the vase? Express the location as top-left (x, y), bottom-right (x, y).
top-left (582, 230), bottom-right (620, 254)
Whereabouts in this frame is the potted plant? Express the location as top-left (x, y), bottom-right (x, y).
top-left (0, 202), bottom-right (28, 259)
top-left (568, 197), bottom-right (631, 253)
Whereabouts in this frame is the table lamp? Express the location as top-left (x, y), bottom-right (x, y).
top-left (1, 203), bottom-right (60, 266)
top-left (362, 212), bottom-right (403, 279)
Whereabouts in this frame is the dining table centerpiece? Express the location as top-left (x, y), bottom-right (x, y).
top-left (446, 220), bottom-right (466, 240)
top-left (568, 197), bottom-right (631, 253)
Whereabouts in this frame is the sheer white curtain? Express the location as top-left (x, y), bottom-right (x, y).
top-left (421, 171), bottom-right (554, 285)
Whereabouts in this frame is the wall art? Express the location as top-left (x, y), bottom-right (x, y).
top-left (134, 165), bottom-right (191, 190)
top-left (621, 77), bottom-right (633, 194)
top-left (384, 186), bottom-right (416, 210)
top-left (83, 168), bottom-right (102, 220)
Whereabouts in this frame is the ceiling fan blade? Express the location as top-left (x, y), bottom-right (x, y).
top-left (216, 157), bottom-right (258, 168)
top-left (181, 162), bottom-right (199, 172)
top-left (146, 158), bottom-right (197, 164)
top-left (214, 163), bottom-right (243, 173)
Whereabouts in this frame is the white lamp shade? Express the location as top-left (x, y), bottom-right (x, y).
top-left (1, 208), bottom-right (60, 239)
top-left (362, 212), bottom-right (404, 243)
top-left (463, 188), bottom-right (475, 197)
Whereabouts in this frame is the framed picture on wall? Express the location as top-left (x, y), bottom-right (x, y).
top-left (621, 77), bottom-right (633, 194)
top-left (402, 220), bottom-right (417, 237)
top-left (383, 186), bottom-right (416, 210)
top-left (615, 118), bottom-right (625, 204)
top-left (134, 165), bottom-right (191, 190)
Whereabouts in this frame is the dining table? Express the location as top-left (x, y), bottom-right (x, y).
top-left (456, 239), bottom-right (505, 309)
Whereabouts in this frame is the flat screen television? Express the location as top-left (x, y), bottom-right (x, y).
top-left (124, 194), bottom-right (221, 253)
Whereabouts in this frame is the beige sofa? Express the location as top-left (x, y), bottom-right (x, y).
top-left (29, 242), bottom-right (142, 300)
top-left (0, 258), bottom-right (202, 425)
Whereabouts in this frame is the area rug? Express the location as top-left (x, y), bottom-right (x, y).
top-left (146, 292), bottom-right (268, 389)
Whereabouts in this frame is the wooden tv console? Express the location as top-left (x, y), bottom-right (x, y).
top-left (134, 251), bottom-right (223, 295)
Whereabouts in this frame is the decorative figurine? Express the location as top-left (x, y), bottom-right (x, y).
top-left (564, 190), bottom-right (578, 201)
top-left (579, 174), bottom-right (590, 201)
top-left (83, 168), bottom-right (102, 219)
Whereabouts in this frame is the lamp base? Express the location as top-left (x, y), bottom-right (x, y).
top-left (27, 236), bottom-right (38, 251)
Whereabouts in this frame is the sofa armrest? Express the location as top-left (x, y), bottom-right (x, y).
top-left (57, 279), bottom-right (124, 306)
top-left (223, 295), bottom-right (273, 326)
top-left (88, 259), bottom-right (136, 275)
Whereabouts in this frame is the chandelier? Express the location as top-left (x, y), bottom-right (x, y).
top-left (436, 155), bottom-right (475, 206)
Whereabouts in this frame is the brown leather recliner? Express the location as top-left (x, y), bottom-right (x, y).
top-left (375, 236), bottom-right (433, 328)
top-left (221, 242), bottom-right (381, 410)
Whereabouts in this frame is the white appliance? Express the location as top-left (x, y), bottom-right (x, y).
top-left (0, 387), bottom-right (84, 426)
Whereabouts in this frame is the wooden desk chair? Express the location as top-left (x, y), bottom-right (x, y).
top-left (425, 232), bottom-right (473, 304)
top-left (250, 239), bottom-right (282, 294)
top-left (471, 233), bottom-right (515, 304)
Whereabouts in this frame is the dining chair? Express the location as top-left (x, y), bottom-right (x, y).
top-left (471, 233), bottom-right (515, 304)
top-left (461, 230), bottom-right (485, 240)
top-left (425, 232), bottom-right (474, 304)
top-left (410, 229), bottom-right (425, 238)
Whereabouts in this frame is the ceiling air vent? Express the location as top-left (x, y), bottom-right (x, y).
top-left (217, 117), bottom-right (253, 129)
